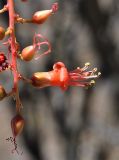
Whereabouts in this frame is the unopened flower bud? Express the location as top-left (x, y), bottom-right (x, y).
top-left (0, 27), bottom-right (5, 40)
top-left (11, 114), bottom-right (24, 137)
top-left (0, 85), bottom-right (6, 100)
top-left (32, 3), bottom-right (58, 24)
top-left (32, 10), bottom-right (52, 24)
top-left (21, 45), bottom-right (35, 61)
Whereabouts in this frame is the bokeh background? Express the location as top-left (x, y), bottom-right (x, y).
top-left (0, 0), bottom-right (119, 160)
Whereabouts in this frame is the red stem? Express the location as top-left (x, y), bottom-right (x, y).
top-left (7, 0), bottom-right (21, 113)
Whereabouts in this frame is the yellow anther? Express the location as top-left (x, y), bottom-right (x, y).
top-left (77, 67), bottom-right (80, 70)
top-left (90, 80), bottom-right (95, 85)
top-left (93, 68), bottom-right (97, 72)
top-left (98, 72), bottom-right (101, 77)
top-left (85, 62), bottom-right (90, 66)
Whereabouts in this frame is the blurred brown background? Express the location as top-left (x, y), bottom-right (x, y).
top-left (0, 0), bottom-right (119, 160)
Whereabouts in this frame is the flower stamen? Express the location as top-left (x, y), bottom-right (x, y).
top-left (33, 33), bottom-right (51, 60)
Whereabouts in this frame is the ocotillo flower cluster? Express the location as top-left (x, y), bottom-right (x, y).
top-left (0, 0), bottom-right (100, 154)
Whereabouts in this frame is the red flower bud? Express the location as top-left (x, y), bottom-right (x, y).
top-left (0, 85), bottom-right (6, 100)
top-left (32, 3), bottom-right (58, 24)
top-left (32, 10), bottom-right (52, 24)
top-left (11, 114), bottom-right (24, 137)
top-left (21, 45), bottom-right (35, 61)
top-left (0, 27), bottom-right (5, 40)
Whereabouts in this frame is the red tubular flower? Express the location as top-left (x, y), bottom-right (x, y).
top-left (31, 62), bottom-right (101, 90)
